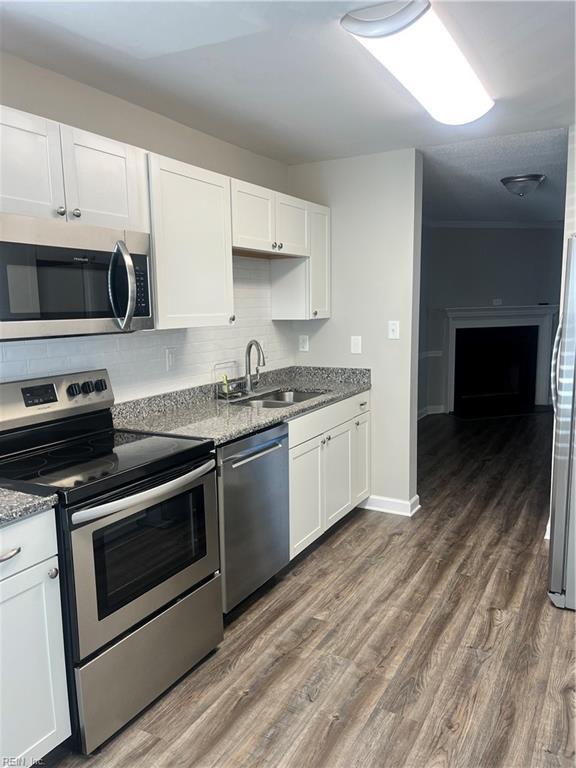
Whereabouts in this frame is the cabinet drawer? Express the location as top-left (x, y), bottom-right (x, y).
top-left (0, 509), bottom-right (57, 581)
top-left (289, 391), bottom-right (370, 448)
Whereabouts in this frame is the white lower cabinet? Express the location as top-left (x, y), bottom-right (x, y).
top-left (0, 513), bottom-right (70, 764)
top-left (289, 396), bottom-right (371, 559)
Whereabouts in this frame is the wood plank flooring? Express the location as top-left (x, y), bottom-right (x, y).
top-left (54, 413), bottom-right (575, 768)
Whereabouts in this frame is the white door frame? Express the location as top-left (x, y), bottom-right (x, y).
top-left (445, 305), bottom-right (559, 413)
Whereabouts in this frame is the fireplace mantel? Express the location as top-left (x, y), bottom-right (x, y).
top-left (444, 305), bottom-right (559, 412)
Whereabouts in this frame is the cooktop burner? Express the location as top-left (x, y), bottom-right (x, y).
top-left (0, 428), bottom-right (214, 503)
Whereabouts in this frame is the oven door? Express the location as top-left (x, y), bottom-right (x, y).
top-left (69, 458), bottom-right (218, 661)
top-left (0, 216), bottom-right (153, 340)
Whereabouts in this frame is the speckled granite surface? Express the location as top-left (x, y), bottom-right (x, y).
top-left (0, 487), bottom-right (57, 529)
top-left (113, 366), bottom-right (371, 446)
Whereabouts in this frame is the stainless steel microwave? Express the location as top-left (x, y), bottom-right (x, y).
top-left (0, 214), bottom-right (154, 340)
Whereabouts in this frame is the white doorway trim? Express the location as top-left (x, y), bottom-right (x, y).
top-left (445, 305), bottom-right (559, 413)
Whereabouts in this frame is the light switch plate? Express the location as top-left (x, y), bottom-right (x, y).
top-left (351, 336), bottom-right (362, 354)
top-left (388, 321), bottom-right (400, 340)
top-left (298, 335), bottom-right (310, 352)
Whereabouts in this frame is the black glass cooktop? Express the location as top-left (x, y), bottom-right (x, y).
top-left (0, 429), bottom-right (214, 504)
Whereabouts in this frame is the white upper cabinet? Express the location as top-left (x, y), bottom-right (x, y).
top-left (60, 126), bottom-right (149, 231)
top-left (270, 202), bottom-right (331, 320)
top-left (0, 106), bottom-right (149, 232)
top-left (308, 203), bottom-right (331, 319)
top-left (231, 179), bottom-right (276, 252)
top-left (231, 180), bottom-right (310, 257)
top-left (149, 154), bottom-right (234, 329)
top-left (0, 106), bottom-right (66, 220)
top-left (275, 193), bottom-right (308, 256)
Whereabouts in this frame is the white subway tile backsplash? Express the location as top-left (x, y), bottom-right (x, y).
top-left (0, 256), bottom-right (296, 401)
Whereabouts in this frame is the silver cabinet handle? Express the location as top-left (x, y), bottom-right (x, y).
top-left (56, 206), bottom-right (66, 216)
top-left (321, 439), bottom-right (326, 445)
top-left (71, 459), bottom-right (215, 525)
top-left (312, 310), bottom-right (318, 317)
top-left (272, 242), bottom-right (277, 249)
top-left (0, 546), bottom-right (21, 563)
top-left (278, 242), bottom-right (283, 250)
top-left (229, 315), bottom-right (236, 323)
top-left (356, 420), bottom-right (360, 427)
top-left (72, 208), bottom-right (82, 218)
top-left (326, 435), bottom-right (331, 442)
top-left (108, 240), bottom-right (136, 332)
top-left (360, 401), bottom-right (368, 407)
top-left (48, 567), bottom-right (59, 579)
top-left (231, 442), bottom-right (283, 469)
top-left (551, 319), bottom-right (563, 413)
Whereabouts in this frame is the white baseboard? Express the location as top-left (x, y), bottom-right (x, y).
top-left (359, 494), bottom-right (421, 517)
top-left (418, 405), bottom-right (447, 420)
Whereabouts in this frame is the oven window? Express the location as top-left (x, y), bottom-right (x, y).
top-left (93, 486), bottom-right (207, 619)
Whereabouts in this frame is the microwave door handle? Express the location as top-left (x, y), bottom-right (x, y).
top-left (108, 240), bottom-right (136, 331)
top-left (70, 459), bottom-right (215, 525)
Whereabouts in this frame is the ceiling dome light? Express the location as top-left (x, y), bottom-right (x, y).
top-left (500, 174), bottom-right (546, 197)
top-left (341, 1), bottom-right (494, 125)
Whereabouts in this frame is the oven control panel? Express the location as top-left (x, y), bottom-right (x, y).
top-left (0, 369), bottom-right (114, 431)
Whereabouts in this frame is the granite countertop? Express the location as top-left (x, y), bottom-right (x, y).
top-left (0, 487), bottom-right (58, 529)
top-left (113, 366), bottom-right (371, 446)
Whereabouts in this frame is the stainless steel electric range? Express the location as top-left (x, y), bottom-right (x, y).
top-left (0, 370), bottom-right (223, 754)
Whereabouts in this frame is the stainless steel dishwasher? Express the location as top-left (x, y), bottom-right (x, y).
top-left (217, 423), bottom-right (289, 612)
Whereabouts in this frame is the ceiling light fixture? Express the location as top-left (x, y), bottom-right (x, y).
top-left (341, 1), bottom-right (494, 125)
top-left (500, 174), bottom-right (546, 197)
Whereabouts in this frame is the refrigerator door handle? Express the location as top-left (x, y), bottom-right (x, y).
top-left (551, 318), bottom-right (563, 413)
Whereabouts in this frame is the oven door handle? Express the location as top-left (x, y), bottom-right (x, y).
top-left (108, 240), bottom-right (136, 332)
top-left (70, 459), bottom-right (215, 525)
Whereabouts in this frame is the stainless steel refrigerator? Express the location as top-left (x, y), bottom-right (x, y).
top-left (549, 233), bottom-right (576, 610)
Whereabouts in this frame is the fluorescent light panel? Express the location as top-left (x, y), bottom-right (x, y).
top-left (351, 8), bottom-right (494, 125)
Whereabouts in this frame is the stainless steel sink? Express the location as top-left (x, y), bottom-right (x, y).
top-left (230, 389), bottom-right (325, 408)
top-left (252, 390), bottom-right (324, 403)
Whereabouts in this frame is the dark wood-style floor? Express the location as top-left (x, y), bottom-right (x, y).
top-left (56, 413), bottom-right (575, 768)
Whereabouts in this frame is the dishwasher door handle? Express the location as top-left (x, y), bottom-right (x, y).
top-left (230, 442), bottom-right (283, 469)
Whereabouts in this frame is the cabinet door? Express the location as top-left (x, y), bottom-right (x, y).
top-left (231, 179), bottom-right (276, 252)
top-left (0, 106), bottom-right (66, 220)
top-left (60, 125), bottom-right (149, 231)
top-left (308, 203), bottom-right (331, 319)
top-left (353, 413), bottom-right (371, 505)
top-left (275, 193), bottom-right (309, 257)
top-left (149, 154), bottom-right (234, 328)
top-left (0, 556), bottom-right (71, 764)
top-left (289, 435), bottom-right (324, 559)
top-left (324, 420), bottom-right (354, 529)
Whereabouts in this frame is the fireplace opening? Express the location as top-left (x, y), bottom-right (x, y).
top-left (454, 326), bottom-right (539, 418)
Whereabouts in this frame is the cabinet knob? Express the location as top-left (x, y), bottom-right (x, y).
top-left (272, 242), bottom-right (277, 249)
top-left (72, 208), bottom-right (82, 218)
top-left (356, 420), bottom-right (360, 427)
top-left (321, 439), bottom-right (326, 446)
top-left (48, 567), bottom-right (59, 579)
top-left (56, 206), bottom-right (66, 216)
top-left (312, 310), bottom-right (318, 317)
top-left (229, 315), bottom-right (236, 323)
top-left (326, 435), bottom-right (331, 442)
top-left (277, 242), bottom-right (283, 250)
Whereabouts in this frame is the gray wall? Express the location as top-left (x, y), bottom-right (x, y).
top-left (419, 226), bottom-right (564, 413)
top-left (288, 150), bottom-right (423, 508)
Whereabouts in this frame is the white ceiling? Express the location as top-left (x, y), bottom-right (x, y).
top-left (0, 1), bottom-right (574, 164)
top-left (422, 127), bottom-right (569, 225)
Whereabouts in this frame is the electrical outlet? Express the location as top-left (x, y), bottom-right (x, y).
top-left (298, 335), bottom-right (310, 352)
top-left (492, 298), bottom-right (503, 306)
top-left (351, 336), bottom-right (362, 354)
top-left (388, 321), bottom-right (400, 340)
top-left (165, 347), bottom-right (176, 371)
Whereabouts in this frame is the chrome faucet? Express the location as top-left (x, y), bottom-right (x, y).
top-left (245, 340), bottom-right (266, 393)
